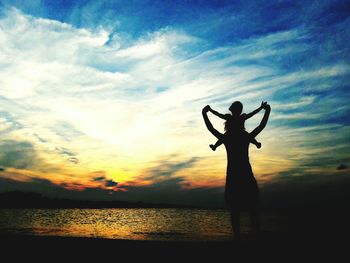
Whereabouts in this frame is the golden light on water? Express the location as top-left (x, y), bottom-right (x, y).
top-left (1, 209), bottom-right (235, 241)
top-left (0, 208), bottom-right (289, 241)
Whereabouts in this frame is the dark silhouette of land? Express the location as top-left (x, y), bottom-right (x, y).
top-left (1, 226), bottom-right (348, 261)
top-left (0, 191), bottom-right (195, 209)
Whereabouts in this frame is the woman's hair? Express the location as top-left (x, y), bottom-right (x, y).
top-left (224, 116), bottom-right (245, 132)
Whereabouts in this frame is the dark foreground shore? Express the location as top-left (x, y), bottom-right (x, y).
top-left (1, 210), bottom-right (349, 261)
top-left (1, 231), bottom-right (347, 261)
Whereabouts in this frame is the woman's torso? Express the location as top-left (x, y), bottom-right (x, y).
top-left (222, 130), bottom-right (253, 179)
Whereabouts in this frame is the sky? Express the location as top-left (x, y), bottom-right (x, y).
top-left (0, 0), bottom-right (349, 207)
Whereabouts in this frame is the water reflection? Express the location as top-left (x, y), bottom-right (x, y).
top-left (0, 208), bottom-right (285, 241)
top-left (0, 208), bottom-right (233, 241)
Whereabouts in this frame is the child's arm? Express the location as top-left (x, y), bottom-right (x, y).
top-left (208, 106), bottom-right (229, 120)
top-left (244, 101), bottom-right (266, 120)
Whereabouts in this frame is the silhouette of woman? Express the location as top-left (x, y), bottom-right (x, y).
top-left (202, 102), bottom-right (271, 240)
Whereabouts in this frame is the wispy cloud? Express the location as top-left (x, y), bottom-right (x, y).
top-left (0, 2), bottom-right (349, 205)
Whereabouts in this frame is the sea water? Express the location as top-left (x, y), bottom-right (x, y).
top-left (0, 208), bottom-right (285, 241)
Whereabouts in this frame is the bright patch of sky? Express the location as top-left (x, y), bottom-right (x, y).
top-left (0, 0), bottom-right (349, 204)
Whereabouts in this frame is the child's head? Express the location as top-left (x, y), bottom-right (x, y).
top-left (229, 101), bottom-right (243, 116)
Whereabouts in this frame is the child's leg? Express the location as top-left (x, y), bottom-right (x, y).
top-left (251, 137), bottom-right (261, 149)
top-left (210, 139), bottom-right (223, 151)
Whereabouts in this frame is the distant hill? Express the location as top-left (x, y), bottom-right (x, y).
top-left (0, 191), bottom-right (195, 209)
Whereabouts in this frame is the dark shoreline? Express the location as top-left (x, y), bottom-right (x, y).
top-left (0, 191), bottom-right (198, 209)
top-left (1, 231), bottom-right (347, 261)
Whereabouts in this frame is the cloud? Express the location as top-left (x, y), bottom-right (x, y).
top-left (0, 174), bottom-right (223, 207)
top-left (0, 175), bottom-right (72, 197)
top-left (54, 147), bottom-right (79, 164)
top-left (90, 171), bottom-right (118, 188)
top-left (0, 3), bottom-right (349, 204)
top-left (139, 156), bottom-right (200, 183)
top-left (0, 140), bottom-right (38, 169)
top-left (0, 111), bottom-right (23, 135)
top-left (93, 176), bottom-right (106, 182)
top-left (33, 133), bottom-right (48, 143)
top-left (105, 179), bottom-right (118, 187)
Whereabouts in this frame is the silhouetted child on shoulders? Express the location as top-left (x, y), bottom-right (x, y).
top-left (208, 101), bottom-right (266, 151)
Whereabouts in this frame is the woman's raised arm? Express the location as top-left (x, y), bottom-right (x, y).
top-left (250, 104), bottom-right (271, 138)
top-left (202, 106), bottom-right (223, 139)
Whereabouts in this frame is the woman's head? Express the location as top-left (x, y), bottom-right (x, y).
top-left (229, 101), bottom-right (243, 116)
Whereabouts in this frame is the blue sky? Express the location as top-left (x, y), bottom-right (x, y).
top-left (0, 0), bottom-right (349, 206)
